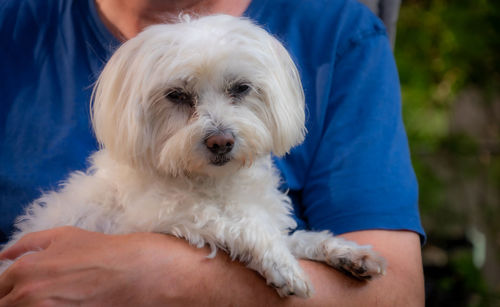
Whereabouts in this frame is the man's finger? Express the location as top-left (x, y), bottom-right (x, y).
top-left (0, 261), bottom-right (15, 299)
top-left (0, 279), bottom-right (13, 302)
top-left (0, 229), bottom-right (57, 260)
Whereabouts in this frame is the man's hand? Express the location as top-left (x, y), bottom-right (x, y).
top-left (0, 227), bottom-right (214, 306)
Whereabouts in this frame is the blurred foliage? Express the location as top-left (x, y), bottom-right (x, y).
top-left (395, 0), bottom-right (500, 306)
top-left (397, 0), bottom-right (499, 153)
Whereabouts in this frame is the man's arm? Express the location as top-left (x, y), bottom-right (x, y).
top-left (358, 0), bottom-right (401, 48)
top-left (0, 227), bottom-right (423, 306)
top-left (204, 229), bottom-right (425, 306)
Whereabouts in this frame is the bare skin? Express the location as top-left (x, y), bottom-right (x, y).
top-left (0, 227), bottom-right (424, 306)
top-left (95, 0), bottom-right (251, 40)
top-left (0, 1), bottom-right (425, 306)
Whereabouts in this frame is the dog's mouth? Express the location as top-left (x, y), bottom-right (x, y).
top-left (210, 154), bottom-right (231, 166)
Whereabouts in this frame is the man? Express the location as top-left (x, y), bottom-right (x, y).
top-left (0, 0), bottom-right (425, 305)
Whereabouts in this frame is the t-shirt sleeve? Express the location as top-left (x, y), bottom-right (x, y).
top-left (301, 30), bottom-right (425, 240)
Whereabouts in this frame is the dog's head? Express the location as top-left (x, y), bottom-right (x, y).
top-left (92, 15), bottom-right (305, 177)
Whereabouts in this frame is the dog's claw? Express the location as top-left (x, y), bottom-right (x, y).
top-left (264, 262), bottom-right (313, 298)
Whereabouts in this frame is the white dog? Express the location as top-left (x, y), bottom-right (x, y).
top-left (1, 15), bottom-right (385, 298)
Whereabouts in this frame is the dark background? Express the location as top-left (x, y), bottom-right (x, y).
top-left (394, 0), bottom-right (500, 305)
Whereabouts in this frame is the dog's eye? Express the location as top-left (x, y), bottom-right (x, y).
top-left (228, 83), bottom-right (251, 98)
top-left (165, 89), bottom-right (194, 107)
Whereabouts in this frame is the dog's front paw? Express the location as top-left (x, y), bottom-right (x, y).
top-left (325, 244), bottom-right (386, 280)
top-left (264, 261), bottom-right (313, 298)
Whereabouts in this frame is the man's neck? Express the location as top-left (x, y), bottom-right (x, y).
top-left (95, 0), bottom-right (251, 41)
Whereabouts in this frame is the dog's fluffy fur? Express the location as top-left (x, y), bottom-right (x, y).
top-left (1, 15), bottom-right (385, 297)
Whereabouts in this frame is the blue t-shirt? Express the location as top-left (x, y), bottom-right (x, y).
top-left (0, 0), bottom-right (425, 243)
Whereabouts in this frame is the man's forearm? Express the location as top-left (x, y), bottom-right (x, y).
top-left (0, 229), bottom-right (424, 306)
top-left (168, 230), bottom-right (424, 306)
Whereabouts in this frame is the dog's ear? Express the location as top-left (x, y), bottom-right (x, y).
top-left (261, 37), bottom-right (306, 157)
top-left (91, 36), bottom-right (153, 168)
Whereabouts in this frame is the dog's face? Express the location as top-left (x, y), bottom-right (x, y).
top-left (92, 15), bottom-right (305, 177)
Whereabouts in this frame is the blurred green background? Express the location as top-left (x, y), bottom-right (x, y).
top-left (394, 0), bottom-right (500, 305)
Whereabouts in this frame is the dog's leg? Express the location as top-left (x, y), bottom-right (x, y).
top-left (156, 216), bottom-right (313, 297)
top-left (244, 237), bottom-right (313, 298)
top-left (207, 218), bottom-right (312, 298)
top-left (287, 230), bottom-right (386, 280)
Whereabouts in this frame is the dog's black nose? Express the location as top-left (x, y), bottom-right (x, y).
top-left (205, 133), bottom-right (234, 155)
